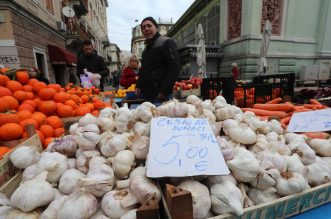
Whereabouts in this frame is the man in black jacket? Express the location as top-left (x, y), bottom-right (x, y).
top-left (77, 40), bottom-right (109, 91)
top-left (136, 17), bottom-right (180, 103)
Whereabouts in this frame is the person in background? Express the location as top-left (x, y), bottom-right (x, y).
top-left (136, 16), bottom-right (180, 103)
top-left (120, 55), bottom-right (139, 89)
top-left (231, 62), bottom-right (240, 80)
top-left (77, 40), bottom-right (109, 91)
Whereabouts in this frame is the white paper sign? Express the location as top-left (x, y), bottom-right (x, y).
top-left (287, 108), bottom-right (331, 132)
top-left (146, 117), bottom-right (230, 178)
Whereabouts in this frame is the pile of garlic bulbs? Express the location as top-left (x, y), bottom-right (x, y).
top-left (1, 95), bottom-right (331, 219)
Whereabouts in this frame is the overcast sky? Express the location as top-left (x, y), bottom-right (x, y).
top-left (106, 0), bottom-right (195, 51)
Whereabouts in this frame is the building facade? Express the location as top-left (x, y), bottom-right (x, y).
top-left (0, 0), bottom-right (110, 86)
top-left (131, 18), bottom-right (174, 60)
top-left (167, 0), bottom-right (331, 79)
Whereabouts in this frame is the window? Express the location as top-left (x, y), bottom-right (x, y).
top-left (207, 5), bottom-right (220, 44)
top-left (45, 0), bottom-right (54, 14)
top-left (33, 47), bottom-right (49, 80)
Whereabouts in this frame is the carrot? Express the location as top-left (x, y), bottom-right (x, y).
top-left (280, 116), bottom-right (291, 125)
top-left (253, 103), bottom-right (294, 112)
top-left (266, 97), bottom-right (282, 104)
top-left (303, 104), bottom-right (325, 110)
top-left (309, 99), bottom-right (322, 105)
top-left (303, 132), bottom-right (330, 139)
top-left (241, 108), bottom-right (287, 118)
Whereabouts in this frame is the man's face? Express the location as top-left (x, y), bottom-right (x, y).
top-left (83, 44), bottom-right (93, 55)
top-left (141, 20), bottom-right (158, 40)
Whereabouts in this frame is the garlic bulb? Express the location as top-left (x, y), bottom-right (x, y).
top-left (11, 171), bottom-right (54, 212)
top-left (83, 124), bottom-right (100, 134)
top-left (228, 123), bottom-right (257, 145)
top-left (186, 95), bottom-right (202, 106)
top-left (239, 183), bottom-right (255, 208)
top-left (57, 188), bottom-right (98, 219)
top-left (47, 135), bottom-right (77, 157)
top-left (53, 188), bottom-right (65, 200)
top-left (102, 189), bottom-right (135, 218)
top-left (284, 133), bottom-right (307, 143)
top-left (120, 175), bottom-right (161, 208)
top-left (302, 162), bottom-right (331, 186)
top-left (249, 134), bottom-right (270, 153)
top-left (0, 193), bottom-right (12, 218)
top-left (110, 150), bottom-right (135, 179)
top-left (115, 103), bottom-right (134, 133)
top-left (76, 150), bottom-right (100, 174)
top-left (135, 102), bottom-right (157, 122)
top-left (40, 195), bottom-right (68, 219)
top-left (210, 180), bottom-right (243, 216)
top-left (120, 209), bottom-right (137, 219)
top-left (132, 121), bottom-right (150, 136)
top-left (69, 123), bottom-right (79, 135)
top-left (213, 95), bottom-right (227, 109)
top-left (81, 157), bottom-right (115, 197)
top-left (131, 134), bottom-right (149, 160)
top-left (207, 174), bottom-right (237, 187)
top-left (157, 101), bottom-right (175, 117)
top-left (198, 108), bottom-right (216, 122)
top-left (74, 132), bottom-right (98, 150)
top-left (178, 180), bottom-right (211, 219)
top-left (268, 119), bottom-right (283, 134)
top-left (98, 107), bottom-right (116, 132)
top-left (284, 154), bottom-right (305, 173)
top-left (308, 139), bottom-right (331, 157)
top-left (116, 166), bottom-right (147, 189)
top-left (68, 158), bottom-right (76, 169)
top-left (250, 168), bottom-right (280, 190)
top-left (248, 187), bottom-right (280, 205)
top-left (288, 141), bottom-right (316, 165)
top-left (21, 164), bottom-right (37, 183)
top-left (173, 101), bottom-right (189, 117)
top-left (201, 99), bottom-right (215, 112)
top-left (227, 147), bottom-right (260, 182)
top-left (275, 172), bottom-right (308, 196)
top-left (58, 169), bottom-right (86, 195)
top-left (100, 133), bottom-right (130, 157)
top-left (90, 209), bottom-right (110, 219)
top-left (35, 152), bottom-right (69, 183)
top-left (256, 151), bottom-right (287, 173)
top-left (7, 209), bottom-right (41, 219)
top-left (78, 113), bottom-right (98, 127)
top-left (10, 146), bottom-right (40, 169)
top-left (215, 105), bottom-right (237, 121)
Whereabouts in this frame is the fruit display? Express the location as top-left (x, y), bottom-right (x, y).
top-left (173, 77), bottom-right (202, 91)
top-left (0, 66), bottom-right (110, 145)
top-left (115, 84), bottom-right (136, 98)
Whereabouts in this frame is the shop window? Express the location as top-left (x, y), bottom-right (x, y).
top-left (33, 48), bottom-right (49, 80)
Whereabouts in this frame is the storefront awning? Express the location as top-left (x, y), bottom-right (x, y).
top-left (48, 45), bottom-right (77, 66)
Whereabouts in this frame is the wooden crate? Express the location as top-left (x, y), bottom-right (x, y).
top-left (174, 86), bottom-right (201, 98)
top-left (0, 133), bottom-right (43, 197)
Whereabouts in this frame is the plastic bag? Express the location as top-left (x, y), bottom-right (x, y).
top-left (80, 74), bottom-right (93, 88)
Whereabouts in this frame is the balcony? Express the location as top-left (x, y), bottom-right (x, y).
top-left (70, 0), bottom-right (88, 18)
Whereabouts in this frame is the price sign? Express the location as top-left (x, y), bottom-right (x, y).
top-left (146, 117), bottom-right (230, 178)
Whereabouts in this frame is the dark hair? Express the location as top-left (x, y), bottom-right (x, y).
top-left (141, 17), bottom-right (158, 28)
top-left (83, 40), bottom-right (92, 46)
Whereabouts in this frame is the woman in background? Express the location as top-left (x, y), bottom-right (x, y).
top-left (120, 55), bottom-right (140, 89)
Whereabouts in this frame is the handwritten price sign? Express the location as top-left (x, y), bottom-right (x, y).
top-left (146, 117), bottom-right (230, 177)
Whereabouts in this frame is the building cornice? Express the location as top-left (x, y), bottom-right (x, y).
top-left (0, 0), bottom-right (65, 40)
top-left (167, 0), bottom-right (213, 37)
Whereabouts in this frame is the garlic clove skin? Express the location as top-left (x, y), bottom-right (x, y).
top-left (83, 132), bottom-right (101, 145)
top-left (48, 135), bottom-right (77, 158)
top-left (120, 209), bottom-right (137, 219)
top-left (76, 150), bottom-right (100, 174)
top-left (7, 209), bottom-right (42, 219)
top-left (288, 141), bottom-right (316, 165)
top-left (100, 133), bottom-right (129, 157)
top-left (21, 164), bottom-right (37, 183)
top-left (178, 180), bottom-right (211, 219)
top-left (132, 121), bottom-right (151, 136)
top-left (101, 189), bottom-right (135, 219)
top-left (284, 154), bottom-right (305, 173)
top-left (40, 195), bottom-right (68, 219)
top-left (207, 174), bottom-right (237, 187)
top-left (131, 134), bottom-right (150, 160)
top-left (186, 95), bottom-right (203, 106)
top-left (249, 169), bottom-right (280, 190)
top-left (135, 102), bottom-right (157, 122)
top-left (74, 132), bottom-right (98, 150)
top-left (116, 166), bottom-right (147, 189)
top-left (69, 123), bottom-right (79, 135)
